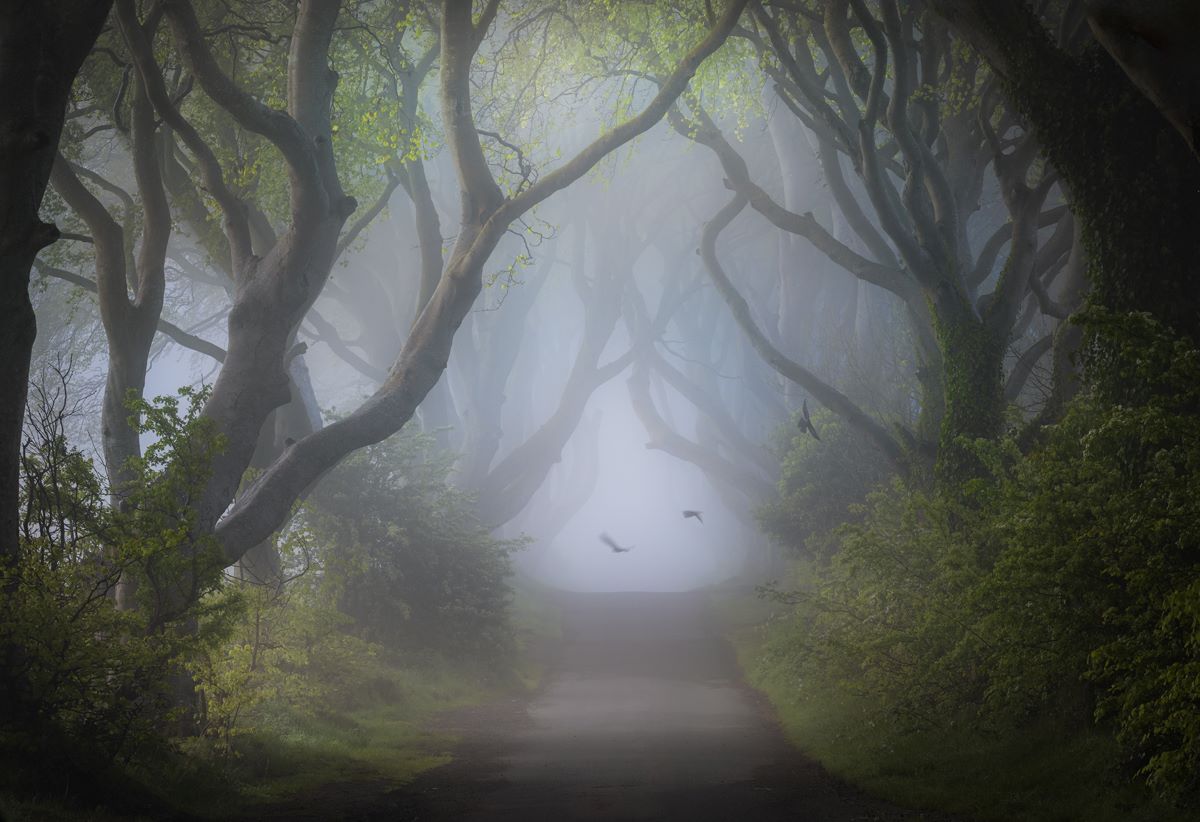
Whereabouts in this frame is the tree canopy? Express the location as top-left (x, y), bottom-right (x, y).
top-left (2, 1), bottom-right (1199, 818)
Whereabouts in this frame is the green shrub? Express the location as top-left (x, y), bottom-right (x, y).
top-left (187, 427), bottom-right (521, 753)
top-left (994, 312), bottom-right (1200, 800)
top-left (759, 311), bottom-right (1200, 804)
top-left (2, 381), bottom-right (523, 814)
top-left (302, 429), bottom-right (521, 660)
top-left (0, 380), bottom-right (231, 789)
top-left (187, 539), bottom-right (387, 754)
top-left (757, 408), bottom-right (893, 558)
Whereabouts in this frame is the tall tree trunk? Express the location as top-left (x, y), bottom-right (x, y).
top-left (236, 352), bottom-right (321, 588)
top-left (930, 1), bottom-right (1200, 364)
top-left (0, 0), bottom-right (113, 576)
top-left (0, 0), bottom-right (112, 730)
top-left (933, 296), bottom-right (1006, 483)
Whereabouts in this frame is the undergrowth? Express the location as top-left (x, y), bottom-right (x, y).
top-left (713, 583), bottom-right (1192, 822)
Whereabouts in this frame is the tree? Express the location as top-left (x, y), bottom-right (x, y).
top-left (671, 1), bottom-right (1080, 480)
top-left (49, 7), bottom-right (171, 515)
top-left (927, 0), bottom-right (1200, 379)
top-left (43, 0), bottom-right (430, 590)
top-left (0, 0), bottom-right (113, 578)
top-left (1085, 1), bottom-right (1200, 162)
top-left (95, 0), bottom-right (752, 596)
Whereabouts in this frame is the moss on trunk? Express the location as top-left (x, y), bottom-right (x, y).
top-left (933, 299), bottom-right (1006, 485)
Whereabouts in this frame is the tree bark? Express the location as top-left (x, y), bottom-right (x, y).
top-left (50, 21), bottom-right (170, 505)
top-left (700, 193), bottom-right (908, 470)
top-left (929, 0), bottom-right (1200, 353)
top-left (211, 0), bottom-right (751, 562)
top-left (0, 0), bottom-right (113, 575)
top-left (932, 295), bottom-right (1007, 483)
top-left (1086, 1), bottom-right (1200, 161)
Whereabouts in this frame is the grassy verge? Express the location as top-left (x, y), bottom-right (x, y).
top-left (0, 656), bottom-right (497, 822)
top-left (1, 579), bottom-right (562, 821)
top-left (710, 585), bottom-right (1190, 822)
top-left (509, 574), bottom-right (562, 690)
top-left (205, 658), bottom-right (494, 814)
top-left (0, 799), bottom-right (136, 822)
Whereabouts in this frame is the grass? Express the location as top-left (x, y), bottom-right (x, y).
top-left (509, 574), bottom-right (563, 690)
top-left (710, 585), bottom-right (1193, 822)
top-left (210, 660), bottom-right (489, 810)
top-left (0, 798), bottom-right (145, 822)
top-left (1, 579), bottom-right (563, 821)
top-left (0, 657), bottom-right (496, 821)
top-left (175, 579), bottom-right (563, 818)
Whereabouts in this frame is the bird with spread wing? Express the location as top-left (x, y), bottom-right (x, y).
top-left (682, 510), bottom-right (703, 524)
top-left (599, 533), bottom-right (633, 553)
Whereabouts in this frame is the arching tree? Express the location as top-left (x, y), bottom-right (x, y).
top-left (37, 0), bottom-right (753, 613)
top-left (928, 0), bottom-right (1200, 376)
top-left (671, 1), bottom-right (1081, 480)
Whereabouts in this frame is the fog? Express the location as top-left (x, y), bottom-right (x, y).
top-left (21, 0), bottom-right (1025, 610)
top-left (33, 93), bottom-right (879, 595)
top-left (323, 136), bottom-right (778, 593)
top-left (14, 1), bottom-right (1149, 818)
top-left (519, 376), bottom-right (748, 592)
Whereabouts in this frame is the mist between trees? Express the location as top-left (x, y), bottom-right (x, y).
top-left (1, 0), bottom-right (1199, 819)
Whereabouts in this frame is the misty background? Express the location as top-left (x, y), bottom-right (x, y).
top-left (34, 71), bottom-right (936, 595)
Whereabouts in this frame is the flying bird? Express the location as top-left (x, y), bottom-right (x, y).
top-left (600, 532), bottom-right (633, 553)
top-left (798, 399), bottom-right (820, 441)
top-left (682, 510), bottom-right (703, 524)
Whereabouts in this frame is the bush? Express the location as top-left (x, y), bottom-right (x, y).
top-left (188, 528), bottom-right (388, 754)
top-left (186, 428), bottom-right (520, 753)
top-left (0, 378), bottom-right (231, 791)
top-left (1, 381), bottom-right (523, 814)
top-left (993, 313), bottom-right (1200, 800)
top-left (759, 311), bottom-right (1200, 804)
top-left (301, 429), bottom-right (521, 661)
top-left (757, 407), bottom-right (893, 558)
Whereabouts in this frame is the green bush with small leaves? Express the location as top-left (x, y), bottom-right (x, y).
top-left (0, 381), bottom-right (231, 789)
top-left (757, 408), bottom-right (894, 559)
top-left (302, 429), bottom-right (521, 661)
top-left (760, 311), bottom-right (1200, 805)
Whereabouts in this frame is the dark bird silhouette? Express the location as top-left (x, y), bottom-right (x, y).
top-left (599, 532), bottom-right (633, 553)
top-left (798, 399), bottom-right (820, 441)
top-left (682, 510), bottom-right (703, 524)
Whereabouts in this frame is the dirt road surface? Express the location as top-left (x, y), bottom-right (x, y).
top-left (257, 591), bottom-right (958, 820)
top-left (362, 591), bottom-right (953, 821)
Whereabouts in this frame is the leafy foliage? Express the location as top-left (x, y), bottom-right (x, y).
top-left (187, 528), bottom-right (383, 754)
top-left (757, 407), bottom-right (893, 558)
top-left (757, 311), bottom-right (1200, 805)
top-left (0, 380), bottom-right (231, 788)
top-left (303, 429), bottom-right (521, 660)
top-left (2, 379), bottom-right (523, 813)
top-left (185, 426), bottom-right (518, 756)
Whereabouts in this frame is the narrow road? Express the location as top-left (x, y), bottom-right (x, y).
top-left (390, 591), bottom-right (949, 821)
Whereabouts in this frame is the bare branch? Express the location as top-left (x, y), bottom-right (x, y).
top-left (700, 192), bottom-right (907, 469)
top-left (162, 0), bottom-right (317, 185)
top-left (495, 0), bottom-right (752, 227)
top-left (118, 0), bottom-right (254, 272)
top-left (304, 307), bottom-right (387, 382)
top-left (335, 170), bottom-right (400, 260)
top-left (34, 260), bottom-right (227, 363)
top-left (1005, 333), bottom-right (1054, 400)
top-left (671, 104), bottom-right (920, 304)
